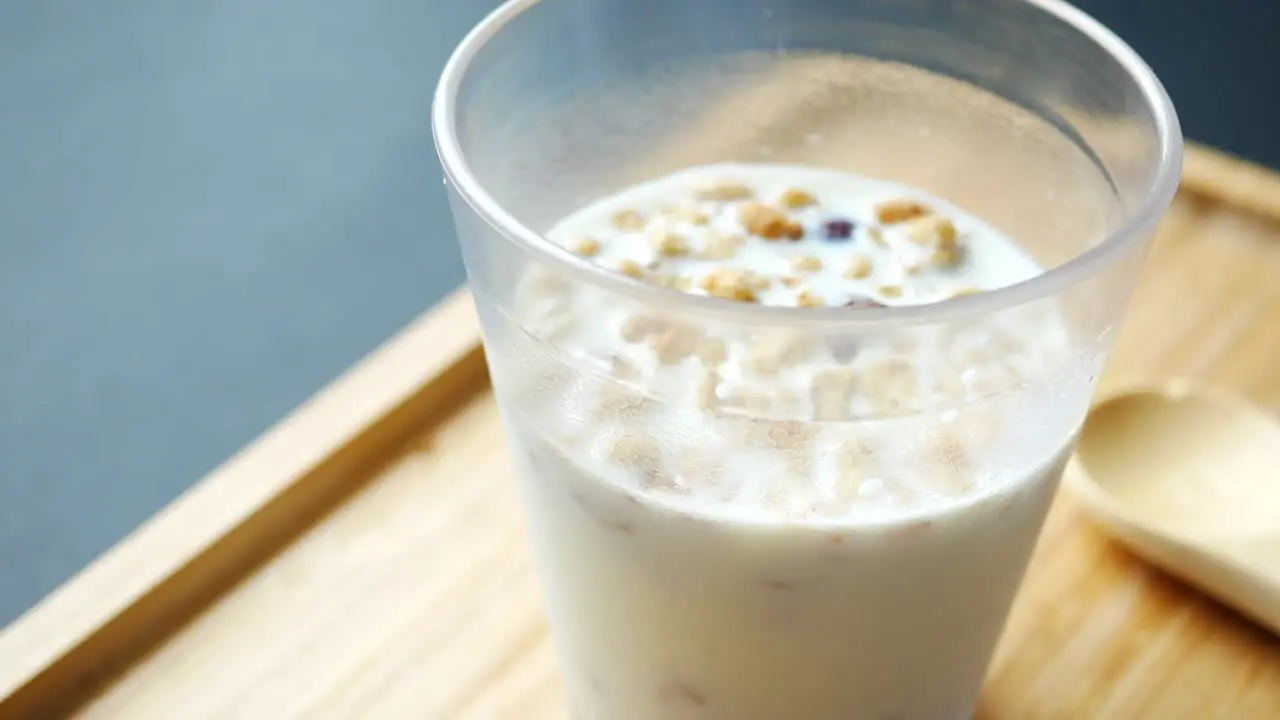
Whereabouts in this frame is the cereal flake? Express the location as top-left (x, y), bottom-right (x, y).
top-left (738, 202), bottom-right (804, 241)
top-left (695, 180), bottom-right (755, 202)
top-left (797, 290), bottom-right (825, 307)
top-left (571, 237), bottom-right (601, 257)
top-left (874, 198), bottom-right (930, 224)
top-left (651, 230), bottom-right (690, 258)
top-left (611, 209), bottom-right (646, 231)
top-left (777, 187), bottom-right (818, 209)
top-left (700, 267), bottom-right (759, 302)
top-left (791, 255), bottom-right (823, 273)
top-left (616, 259), bottom-right (645, 278)
top-left (844, 254), bottom-right (873, 279)
top-left (698, 232), bottom-right (744, 260)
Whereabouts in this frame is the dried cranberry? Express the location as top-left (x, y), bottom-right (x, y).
top-left (843, 297), bottom-right (886, 309)
top-left (822, 218), bottom-right (856, 241)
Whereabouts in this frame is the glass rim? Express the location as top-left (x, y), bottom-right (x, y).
top-left (432, 0), bottom-right (1183, 328)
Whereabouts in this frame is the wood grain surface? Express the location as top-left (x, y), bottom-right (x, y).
top-left (5, 52), bottom-right (1280, 719)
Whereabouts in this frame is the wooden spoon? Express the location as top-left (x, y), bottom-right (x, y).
top-left (1066, 384), bottom-right (1280, 634)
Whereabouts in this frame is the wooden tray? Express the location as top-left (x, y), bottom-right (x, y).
top-left (4, 133), bottom-right (1280, 717)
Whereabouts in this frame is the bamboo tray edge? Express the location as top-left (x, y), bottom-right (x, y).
top-left (0, 289), bottom-right (489, 718)
top-left (0, 144), bottom-right (1276, 717)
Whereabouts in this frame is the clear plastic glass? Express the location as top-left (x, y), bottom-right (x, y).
top-left (433, 1), bottom-right (1180, 718)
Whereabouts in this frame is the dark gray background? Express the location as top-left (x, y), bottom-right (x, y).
top-left (1, 0), bottom-right (1276, 626)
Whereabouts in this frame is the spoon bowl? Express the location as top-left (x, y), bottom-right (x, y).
top-left (1068, 384), bottom-right (1280, 634)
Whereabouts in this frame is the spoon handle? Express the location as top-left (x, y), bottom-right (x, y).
top-left (1213, 538), bottom-right (1280, 636)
